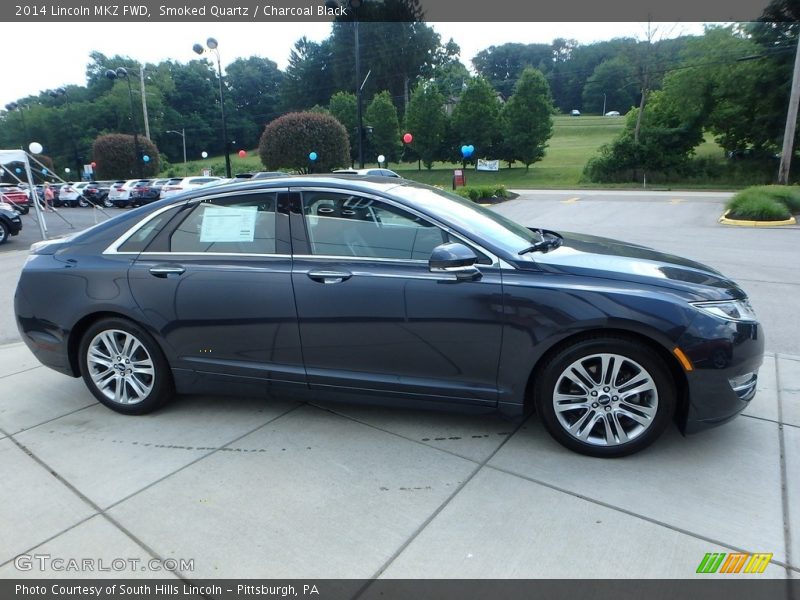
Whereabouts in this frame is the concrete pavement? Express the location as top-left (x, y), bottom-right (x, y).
top-left (0, 344), bottom-right (797, 579)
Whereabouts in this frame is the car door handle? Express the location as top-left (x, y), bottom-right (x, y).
top-left (307, 270), bottom-right (352, 284)
top-left (148, 265), bottom-right (186, 278)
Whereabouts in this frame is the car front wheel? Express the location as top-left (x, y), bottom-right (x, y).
top-left (78, 318), bottom-right (173, 414)
top-left (0, 221), bottom-right (8, 244)
top-left (535, 337), bottom-right (675, 457)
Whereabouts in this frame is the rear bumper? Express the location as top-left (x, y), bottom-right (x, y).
top-left (678, 316), bottom-right (764, 434)
top-left (15, 283), bottom-right (75, 376)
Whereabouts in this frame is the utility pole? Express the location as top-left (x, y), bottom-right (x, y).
top-left (778, 36), bottom-right (800, 185)
top-left (140, 66), bottom-right (151, 139)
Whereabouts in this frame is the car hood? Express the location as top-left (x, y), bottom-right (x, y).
top-left (531, 231), bottom-right (746, 300)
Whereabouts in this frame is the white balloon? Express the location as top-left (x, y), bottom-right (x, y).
top-left (64, 168), bottom-right (71, 173)
top-left (377, 155), bottom-right (385, 163)
top-left (28, 142), bottom-right (43, 154)
top-left (201, 151), bottom-right (208, 159)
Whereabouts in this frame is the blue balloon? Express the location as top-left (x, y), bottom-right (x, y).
top-left (142, 155), bottom-right (150, 163)
top-left (15, 168), bottom-right (21, 173)
top-left (467, 144), bottom-right (475, 156)
top-left (460, 145), bottom-right (468, 157)
top-left (308, 152), bottom-right (318, 161)
top-left (42, 168), bottom-right (48, 174)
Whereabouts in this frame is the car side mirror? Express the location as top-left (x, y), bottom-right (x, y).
top-left (429, 242), bottom-right (481, 281)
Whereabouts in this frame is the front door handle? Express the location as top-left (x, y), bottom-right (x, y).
top-left (149, 265), bottom-right (186, 278)
top-left (307, 270), bottom-right (352, 284)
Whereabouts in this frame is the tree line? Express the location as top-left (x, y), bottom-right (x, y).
top-left (0, 0), bottom-right (795, 180)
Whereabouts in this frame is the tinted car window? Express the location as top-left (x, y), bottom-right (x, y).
top-left (169, 193), bottom-right (277, 254)
top-left (118, 208), bottom-right (182, 253)
top-left (302, 192), bottom-right (447, 260)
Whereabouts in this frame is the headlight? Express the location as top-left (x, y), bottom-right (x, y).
top-left (691, 299), bottom-right (757, 322)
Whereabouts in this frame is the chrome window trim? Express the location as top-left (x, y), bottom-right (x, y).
top-left (293, 186), bottom-right (513, 269)
top-left (103, 188), bottom-right (287, 255)
top-left (104, 185), bottom-right (516, 270)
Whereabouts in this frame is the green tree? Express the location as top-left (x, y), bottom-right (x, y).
top-left (450, 77), bottom-right (501, 161)
top-left (280, 37), bottom-right (335, 112)
top-left (582, 57), bottom-right (637, 114)
top-left (404, 84), bottom-right (446, 169)
top-left (259, 112), bottom-right (350, 173)
top-left (328, 0), bottom-right (451, 112)
top-left (226, 56), bottom-right (284, 148)
top-left (365, 91), bottom-right (403, 165)
top-left (329, 92), bottom-right (358, 164)
top-left (501, 68), bottom-right (555, 169)
top-left (472, 42), bottom-right (554, 99)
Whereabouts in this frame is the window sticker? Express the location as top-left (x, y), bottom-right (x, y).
top-left (200, 205), bottom-right (258, 243)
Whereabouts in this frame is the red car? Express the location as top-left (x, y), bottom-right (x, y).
top-left (0, 184), bottom-right (31, 214)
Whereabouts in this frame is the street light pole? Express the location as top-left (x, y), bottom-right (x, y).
top-left (193, 38), bottom-right (232, 178)
top-left (354, 16), bottom-right (364, 168)
top-left (106, 68), bottom-right (143, 178)
top-left (166, 129), bottom-right (187, 173)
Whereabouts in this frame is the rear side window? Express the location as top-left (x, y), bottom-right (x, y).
top-left (169, 193), bottom-right (278, 254)
top-left (118, 208), bottom-right (181, 253)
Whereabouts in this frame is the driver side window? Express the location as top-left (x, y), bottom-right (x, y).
top-left (302, 192), bottom-right (448, 260)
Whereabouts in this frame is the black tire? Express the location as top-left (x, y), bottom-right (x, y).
top-left (78, 317), bottom-right (173, 415)
top-left (0, 221), bottom-right (8, 244)
top-left (535, 336), bottom-right (675, 458)
top-left (18, 205), bottom-right (29, 215)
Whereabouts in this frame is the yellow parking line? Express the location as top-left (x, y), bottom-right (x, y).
top-left (560, 197), bottom-right (580, 204)
top-left (669, 198), bottom-right (685, 204)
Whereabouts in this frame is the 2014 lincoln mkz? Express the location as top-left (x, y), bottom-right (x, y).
top-left (14, 177), bottom-right (763, 457)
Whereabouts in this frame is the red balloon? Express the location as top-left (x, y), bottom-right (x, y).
top-left (403, 133), bottom-right (413, 144)
top-left (238, 150), bottom-right (247, 158)
top-left (90, 161), bottom-right (97, 168)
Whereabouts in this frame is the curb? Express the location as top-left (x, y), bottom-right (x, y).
top-left (718, 209), bottom-right (797, 227)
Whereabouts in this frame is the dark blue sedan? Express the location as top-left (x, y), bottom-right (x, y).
top-left (14, 176), bottom-right (763, 457)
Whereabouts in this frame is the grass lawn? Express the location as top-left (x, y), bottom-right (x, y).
top-left (162, 115), bottom-right (741, 190)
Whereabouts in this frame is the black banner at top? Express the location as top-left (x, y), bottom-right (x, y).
top-left (0, 0), bottom-right (781, 23)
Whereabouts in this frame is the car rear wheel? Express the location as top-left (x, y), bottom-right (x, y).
top-left (17, 205), bottom-right (29, 215)
top-left (0, 221), bottom-right (8, 244)
top-left (535, 337), bottom-right (675, 457)
top-left (79, 318), bottom-right (173, 414)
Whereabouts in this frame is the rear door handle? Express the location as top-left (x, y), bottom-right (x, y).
top-left (307, 270), bottom-right (352, 284)
top-left (149, 265), bottom-right (186, 278)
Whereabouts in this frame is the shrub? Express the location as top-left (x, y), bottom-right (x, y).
top-left (92, 134), bottom-right (160, 179)
top-left (726, 189), bottom-right (791, 221)
top-left (259, 112), bottom-right (350, 173)
top-left (455, 185), bottom-right (509, 202)
top-left (755, 185), bottom-right (800, 213)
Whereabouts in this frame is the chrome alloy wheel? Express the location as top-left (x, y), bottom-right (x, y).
top-left (552, 353), bottom-right (658, 447)
top-left (86, 329), bottom-right (155, 405)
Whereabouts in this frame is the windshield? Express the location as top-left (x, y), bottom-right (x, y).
top-left (392, 184), bottom-right (543, 254)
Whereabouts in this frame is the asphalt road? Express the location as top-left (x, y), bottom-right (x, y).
top-left (1, 191), bottom-right (797, 354)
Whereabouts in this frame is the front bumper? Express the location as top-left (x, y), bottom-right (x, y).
top-left (678, 314), bottom-right (764, 434)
